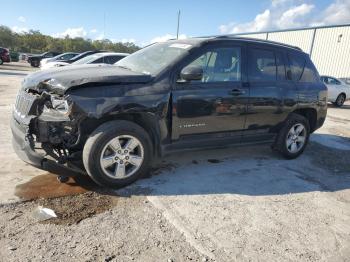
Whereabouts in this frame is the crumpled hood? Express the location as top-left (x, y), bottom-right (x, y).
top-left (22, 64), bottom-right (152, 95)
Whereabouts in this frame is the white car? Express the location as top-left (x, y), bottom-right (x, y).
top-left (321, 75), bottom-right (350, 107)
top-left (41, 52), bottom-right (129, 70)
top-left (40, 52), bottom-right (79, 67)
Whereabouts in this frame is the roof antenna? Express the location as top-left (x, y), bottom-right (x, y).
top-left (176, 10), bottom-right (181, 39)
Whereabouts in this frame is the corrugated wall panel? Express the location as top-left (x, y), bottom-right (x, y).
top-left (267, 30), bottom-right (314, 53)
top-left (311, 26), bottom-right (350, 78)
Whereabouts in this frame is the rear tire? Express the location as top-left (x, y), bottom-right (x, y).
top-left (83, 120), bottom-right (152, 188)
top-left (335, 94), bottom-right (346, 107)
top-left (0, 58), bottom-right (3, 65)
top-left (274, 113), bottom-right (310, 159)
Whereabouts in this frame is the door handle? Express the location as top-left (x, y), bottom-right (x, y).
top-left (230, 89), bottom-right (246, 96)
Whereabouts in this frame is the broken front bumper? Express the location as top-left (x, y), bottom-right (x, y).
top-left (11, 117), bottom-right (82, 176)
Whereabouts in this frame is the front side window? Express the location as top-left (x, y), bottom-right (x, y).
top-left (328, 77), bottom-right (341, 85)
top-left (60, 53), bottom-right (75, 60)
top-left (185, 47), bottom-right (241, 82)
top-left (248, 48), bottom-right (276, 81)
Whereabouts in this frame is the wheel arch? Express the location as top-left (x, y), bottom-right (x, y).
top-left (338, 92), bottom-right (346, 99)
top-left (79, 113), bottom-right (163, 157)
top-left (290, 108), bottom-right (317, 132)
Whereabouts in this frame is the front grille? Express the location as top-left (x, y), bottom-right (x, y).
top-left (14, 90), bottom-right (36, 119)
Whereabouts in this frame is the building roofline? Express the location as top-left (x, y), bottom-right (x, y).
top-left (231, 23), bottom-right (350, 36)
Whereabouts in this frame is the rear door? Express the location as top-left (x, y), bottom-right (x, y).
top-left (171, 42), bottom-right (248, 142)
top-left (243, 45), bottom-right (296, 141)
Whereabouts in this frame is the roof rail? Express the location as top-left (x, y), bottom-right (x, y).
top-left (212, 35), bottom-right (303, 51)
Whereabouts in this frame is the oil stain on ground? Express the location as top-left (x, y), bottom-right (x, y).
top-left (15, 173), bottom-right (119, 225)
top-left (15, 173), bottom-right (98, 201)
top-left (37, 191), bottom-right (118, 226)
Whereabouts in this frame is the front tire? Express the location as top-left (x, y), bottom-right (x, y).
top-left (0, 58), bottom-right (3, 65)
top-left (31, 60), bottom-right (39, 67)
top-left (83, 120), bottom-right (153, 188)
top-left (274, 113), bottom-right (310, 159)
top-left (335, 94), bottom-right (346, 107)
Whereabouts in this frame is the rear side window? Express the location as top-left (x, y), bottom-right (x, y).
top-left (328, 77), bottom-right (341, 85)
top-left (248, 48), bottom-right (276, 81)
top-left (300, 60), bottom-right (319, 83)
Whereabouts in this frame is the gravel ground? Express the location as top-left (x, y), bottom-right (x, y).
top-left (0, 66), bottom-right (349, 261)
top-left (0, 193), bottom-right (207, 262)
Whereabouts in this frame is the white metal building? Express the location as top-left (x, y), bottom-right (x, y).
top-left (234, 24), bottom-right (350, 79)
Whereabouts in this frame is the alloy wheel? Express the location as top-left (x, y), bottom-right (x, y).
top-left (99, 135), bottom-right (144, 179)
top-left (286, 123), bottom-right (306, 154)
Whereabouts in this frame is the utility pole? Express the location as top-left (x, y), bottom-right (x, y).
top-left (103, 12), bottom-right (106, 40)
top-left (177, 10), bottom-right (181, 39)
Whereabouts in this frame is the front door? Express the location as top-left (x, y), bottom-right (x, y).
top-left (171, 44), bottom-right (249, 142)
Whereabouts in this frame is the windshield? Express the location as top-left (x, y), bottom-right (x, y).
top-left (115, 42), bottom-right (192, 75)
top-left (72, 54), bottom-right (100, 65)
top-left (69, 52), bottom-right (92, 61)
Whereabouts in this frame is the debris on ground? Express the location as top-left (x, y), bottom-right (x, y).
top-left (33, 206), bottom-right (57, 221)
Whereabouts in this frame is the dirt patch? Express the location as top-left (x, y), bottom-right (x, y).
top-left (35, 191), bottom-right (118, 226)
top-left (15, 173), bottom-right (98, 201)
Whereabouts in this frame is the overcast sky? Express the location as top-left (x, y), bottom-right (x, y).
top-left (2, 0), bottom-right (350, 45)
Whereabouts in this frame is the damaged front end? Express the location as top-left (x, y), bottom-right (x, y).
top-left (11, 78), bottom-right (86, 175)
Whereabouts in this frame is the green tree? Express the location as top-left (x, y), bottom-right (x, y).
top-left (0, 24), bottom-right (140, 54)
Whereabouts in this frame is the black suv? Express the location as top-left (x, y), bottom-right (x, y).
top-left (11, 37), bottom-right (327, 187)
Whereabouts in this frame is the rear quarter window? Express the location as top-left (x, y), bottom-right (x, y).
top-left (288, 53), bottom-right (305, 81)
top-left (300, 59), bottom-right (319, 83)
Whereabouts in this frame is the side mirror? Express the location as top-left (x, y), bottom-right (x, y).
top-left (180, 65), bottom-right (203, 82)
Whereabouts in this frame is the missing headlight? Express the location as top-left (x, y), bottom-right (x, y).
top-left (50, 96), bottom-right (71, 115)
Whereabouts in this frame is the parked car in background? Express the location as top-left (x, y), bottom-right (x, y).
top-left (59, 50), bottom-right (107, 64)
top-left (10, 51), bottom-right (19, 62)
top-left (27, 51), bottom-right (61, 67)
top-left (40, 52), bottom-right (79, 67)
top-left (321, 75), bottom-right (350, 107)
top-left (41, 52), bottom-right (128, 70)
top-left (0, 47), bottom-right (10, 65)
top-left (12, 37), bottom-right (327, 188)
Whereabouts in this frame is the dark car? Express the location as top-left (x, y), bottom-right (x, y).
top-left (11, 37), bottom-right (327, 187)
top-left (28, 51), bottom-right (61, 67)
top-left (0, 47), bottom-right (11, 65)
top-left (61, 50), bottom-right (107, 64)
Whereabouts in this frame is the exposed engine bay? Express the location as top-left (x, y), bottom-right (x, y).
top-left (13, 88), bottom-right (84, 170)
